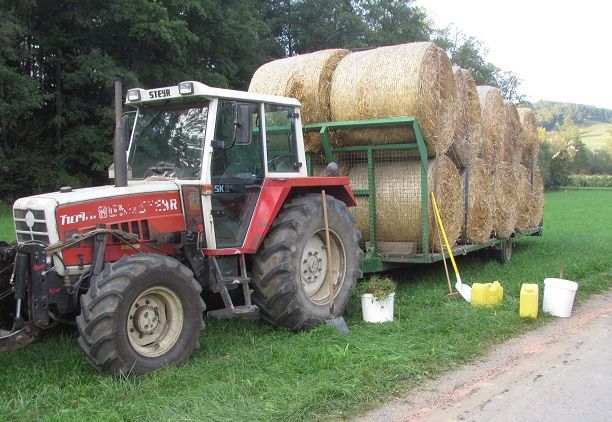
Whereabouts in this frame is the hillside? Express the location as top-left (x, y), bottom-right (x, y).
top-left (579, 120), bottom-right (612, 151)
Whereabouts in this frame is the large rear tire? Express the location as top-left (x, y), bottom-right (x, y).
top-left (251, 194), bottom-right (362, 330)
top-left (76, 254), bottom-right (205, 375)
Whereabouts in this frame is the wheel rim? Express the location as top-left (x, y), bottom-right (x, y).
top-left (127, 286), bottom-right (183, 358)
top-left (300, 230), bottom-right (346, 305)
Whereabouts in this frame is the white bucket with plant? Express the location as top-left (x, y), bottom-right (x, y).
top-left (358, 275), bottom-right (397, 323)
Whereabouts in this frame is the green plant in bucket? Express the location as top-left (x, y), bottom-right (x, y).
top-left (357, 275), bottom-right (397, 300)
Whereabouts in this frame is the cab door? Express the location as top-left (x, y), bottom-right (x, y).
top-left (210, 101), bottom-right (263, 248)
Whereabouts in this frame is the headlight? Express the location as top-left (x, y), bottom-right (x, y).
top-left (178, 82), bottom-right (194, 95)
top-left (127, 89), bottom-right (141, 101)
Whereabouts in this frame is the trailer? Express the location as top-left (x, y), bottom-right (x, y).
top-left (304, 116), bottom-right (543, 274)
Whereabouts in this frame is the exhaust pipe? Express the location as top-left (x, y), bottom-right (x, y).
top-left (113, 76), bottom-right (128, 188)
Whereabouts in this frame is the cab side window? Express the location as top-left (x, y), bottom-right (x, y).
top-left (264, 105), bottom-right (299, 173)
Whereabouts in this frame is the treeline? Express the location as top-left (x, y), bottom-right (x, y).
top-left (1, 0), bottom-right (520, 201)
top-left (533, 100), bottom-right (612, 131)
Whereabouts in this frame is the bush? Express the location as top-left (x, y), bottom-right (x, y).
top-left (567, 174), bottom-right (612, 188)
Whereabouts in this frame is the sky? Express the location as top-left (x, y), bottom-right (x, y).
top-left (415, 0), bottom-right (612, 109)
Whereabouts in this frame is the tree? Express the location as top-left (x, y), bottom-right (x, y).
top-left (495, 69), bottom-right (524, 102)
top-left (550, 150), bottom-right (571, 188)
top-left (433, 27), bottom-right (497, 85)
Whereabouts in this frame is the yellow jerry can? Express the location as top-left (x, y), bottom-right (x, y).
top-left (520, 283), bottom-right (539, 319)
top-left (471, 281), bottom-right (504, 307)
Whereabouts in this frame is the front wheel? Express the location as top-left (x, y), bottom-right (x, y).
top-left (250, 193), bottom-right (363, 330)
top-left (76, 254), bottom-right (205, 375)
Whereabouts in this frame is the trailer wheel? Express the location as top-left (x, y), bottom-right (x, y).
top-left (498, 238), bottom-right (513, 264)
top-left (76, 254), bottom-right (205, 375)
top-left (250, 193), bottom-right (363, 330)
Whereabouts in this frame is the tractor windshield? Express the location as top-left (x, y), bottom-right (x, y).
top-left (128, 102), bottom-right (209, 180)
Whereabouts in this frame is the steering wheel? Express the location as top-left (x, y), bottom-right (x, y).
top-left (267, 154), bottom-right (295, 171)
top-left (145, 161), bottom-right (177, 178)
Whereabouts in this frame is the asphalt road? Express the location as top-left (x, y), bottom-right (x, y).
top-left (354, 291), bottom-right (612, 422)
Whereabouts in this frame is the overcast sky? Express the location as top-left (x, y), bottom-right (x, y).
top-left (415, 0), bottom-right (612, 109)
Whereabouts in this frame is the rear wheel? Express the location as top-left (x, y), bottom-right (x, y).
top-left (76, 254), bottom-right (205, 375)
top-left (251, 194), bottom-right (362, 330)
top-left (497, 238), bottom-right (513, 264)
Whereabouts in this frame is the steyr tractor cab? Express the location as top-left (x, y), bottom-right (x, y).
top-left (0, 80), bottom-right (362, 375)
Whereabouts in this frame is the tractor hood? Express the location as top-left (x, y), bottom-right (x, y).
top-left (14, 181), bottom-right (180, 207)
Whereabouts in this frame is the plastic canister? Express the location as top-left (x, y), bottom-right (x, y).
top-left (471, 281), bottom-right (504, 307)
top-left (520, 283), bottom-right (539, 319)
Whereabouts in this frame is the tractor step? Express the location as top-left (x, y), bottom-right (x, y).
top-left (207, 306), bottom-right (260, 320)
top-left (209, 255), bottom-right (258, 316)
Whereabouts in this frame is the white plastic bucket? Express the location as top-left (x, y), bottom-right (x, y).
top-left (361, 293), bottom-right (395, 323)
top-left (543, 278), bottom-right (578, 317)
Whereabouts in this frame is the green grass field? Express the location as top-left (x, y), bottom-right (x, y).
top-left (0, 206), bottom-right (13, 242)
top-left (0, 190), bottom-right (611, 421)
top-left (579, 120), bottom-right (611, 151)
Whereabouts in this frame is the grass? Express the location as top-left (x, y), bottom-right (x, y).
top-left (578, 120), bottom-right (611, 151)
top-left (0, 190), bottom-right (611, 421)
top-left (0, 205), bottom-right (13, 242)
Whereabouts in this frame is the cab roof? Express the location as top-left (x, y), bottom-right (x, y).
top-left (125, 81), bottom-right (301, 108)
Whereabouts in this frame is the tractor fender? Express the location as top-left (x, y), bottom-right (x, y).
top-left (240, 177), bottom-right (356, 254)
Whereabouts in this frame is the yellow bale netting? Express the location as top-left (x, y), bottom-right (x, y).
top-left (515, 164), bottom-right (534, 232)
top-left (529, 169), bottom-right (544, 227)
top-left (503, 100), bottom-right (525, 163)
top-left (493, 161), bottom-right (519, 238)
top-left (348, 155), bottom-right (463, 251)
top-left (330, 42), bottom-right (456, 155)
top-left (449, 67), bottom-right (482, 167)
top-left (518, 108), bottom-right (539, 169)
top-left (463, 159), bottom-right (494, 244)
top-left (248, 49), bottom-right (349, 151)
top-left (477, 86), bottom-right (505, 163)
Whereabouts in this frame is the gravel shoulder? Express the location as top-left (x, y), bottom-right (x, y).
top-left (353, 291), bottom-right (612, 422)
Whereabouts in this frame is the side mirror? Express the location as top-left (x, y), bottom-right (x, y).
top-left (233, 104), bottom-right (252, 145)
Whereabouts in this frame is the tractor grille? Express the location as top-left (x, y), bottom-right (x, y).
top-left (13, 209), bottom-right (51, 244)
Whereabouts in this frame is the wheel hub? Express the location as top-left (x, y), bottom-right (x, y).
top-left (132, 304), bottom-right (159, 335)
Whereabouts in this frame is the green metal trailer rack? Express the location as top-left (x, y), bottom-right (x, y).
top-left (304, 116), bottom-right (543, 274)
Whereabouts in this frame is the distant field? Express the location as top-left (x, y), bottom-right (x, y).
top-left (579, 120), bottom-right (611, 150)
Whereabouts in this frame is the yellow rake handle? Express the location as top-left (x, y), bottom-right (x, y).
top-left (431, 192), bottom-right (460, 277)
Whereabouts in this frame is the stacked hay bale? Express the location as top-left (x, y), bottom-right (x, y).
top-left (477, 86), bottom-right (505, 163)
top-left (348, 155), bottom-right (462, 252)
top-left (529, 169), bottom-right (544, 227)
top-left (251, 44), bottom-right (544, 253)
top-left (248, 49), bottom-right (349, 150)
top-left (493, 161), bottom-right (520, 238)
top-left (463, 158), bottom-right (494, 243)
top-left (330, 42), bottom-right (457, 155)
top-left (516, 108), bottom-right (544, 229)
top-left (518, 108), bottom-right (539, 170)
top-left (515, 164), bottom-right (534, 231)
top-left (503, 101), bottom-right (525, 163)
top-left (449, 67), bottom-right (482, 167)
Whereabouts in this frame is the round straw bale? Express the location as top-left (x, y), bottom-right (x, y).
top-left (249, 49), bottom-right (349, 152)
top-left (330, 42), bottom-right (456, 155)
top-left (477, 86), bottom-right (505, 163)
top-left (493, 161), bottom-right (519, 238)
top-left (529, 168), bottom-right (544, 227)
top-left (518, 107), bottom-right (539, 169)
top-left (449, 67), bottom-right (482, 167)
top-left (463, 158), bottom-right (494, 244)
top-left (515, 164), bottom-right (534, 232)
top-left (503, 101), bottom-right (525, 163)
top-left (249, 49), bottom-right (348, 124)
top-left (348, 155), bottom-right (462, 252)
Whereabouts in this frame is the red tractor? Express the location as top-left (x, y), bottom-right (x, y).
top-left (0, 79), bottom-right (362, 375)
